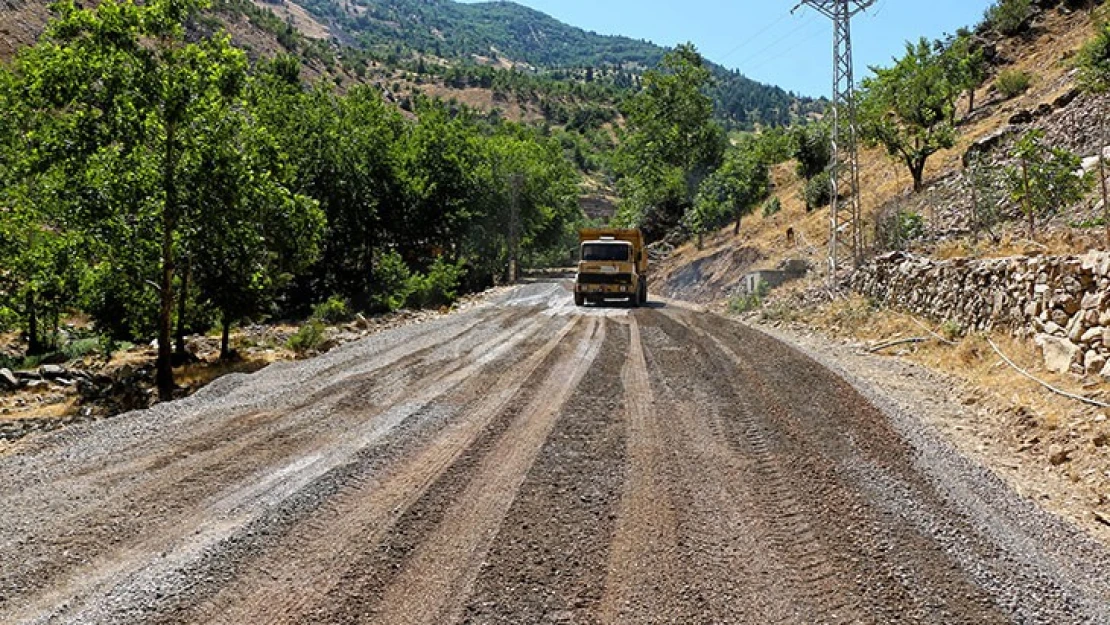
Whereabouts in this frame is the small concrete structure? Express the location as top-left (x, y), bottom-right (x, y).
top-left (738, 259), bottom-right (809, 295)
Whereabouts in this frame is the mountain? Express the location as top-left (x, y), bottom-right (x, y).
top-left (286, 0), bottom-right (821, 127)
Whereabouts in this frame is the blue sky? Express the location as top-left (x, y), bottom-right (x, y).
top-left (461, 0), bottom-right (996, 97)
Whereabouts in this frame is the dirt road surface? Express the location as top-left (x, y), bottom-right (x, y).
top-left (2, 282), bottom-right (1109, 624)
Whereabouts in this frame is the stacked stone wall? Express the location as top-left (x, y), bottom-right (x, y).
top-left (849, 251), bottom-right (1110, 376)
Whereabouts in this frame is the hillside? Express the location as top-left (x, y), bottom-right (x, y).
top-left (287, 0), bottom-right (821, 128)
top-left (655, 2), bottom-right (1110, 303)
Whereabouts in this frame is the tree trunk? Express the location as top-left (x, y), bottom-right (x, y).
top-left (175, 256), bottom-right (190, 358)
top-left (910, 158), bottom-right (926, 193)
top-left (156, 120), bottom-right (177, 401)
top-left (221, 315), bottom-right (232, 361)
top-left (967, 88), bottom-right (976, 117)
top-left (1021, 155), bottom-right (1035, 240)
top-left (734, 209), bottom-right (743, 235)
top-left (697, 230), bottom-right (704, 251)
top-left (1100, 110), bottom-right (1109, 249)
top-left (26, 289), bottom-right (41, 356)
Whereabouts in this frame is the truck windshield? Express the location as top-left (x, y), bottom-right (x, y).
top-left (582, 243), bottom-right (631, 262)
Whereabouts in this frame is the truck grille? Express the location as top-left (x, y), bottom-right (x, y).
top-left (578, 273), bottom-right (633, 285)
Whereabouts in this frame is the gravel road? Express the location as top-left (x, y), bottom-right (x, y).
top-left (2, 281), bottom-right (1109, 624)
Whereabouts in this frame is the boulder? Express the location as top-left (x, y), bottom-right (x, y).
top-left (39, 364), bottom-right (68, 380)
top-left (1048, 444), bottom-right (1072, 466)
top-left (1081, 326), bottom-right (1104, 344)
top-left (0, 368), bottom-right (19, 390)
top-left (1035, 334), bottom-right (1082, 374)
top-left (1086, 350), bottom-right (1107, 375)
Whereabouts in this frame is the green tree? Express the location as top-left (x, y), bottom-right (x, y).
top-left (984, 0), bottom-right (1033, 36)
top-left (942, 31), bottom-right (988, 117)
top-left (791, 121), bottom-right (832, 181)
top-left (15, 0), bottom-right (268, 397)
top-left (687, 149), bottom-right (770, 247)
top-left (1006, 129), bottom-right (1091, 239)
top-left (615, 43), bottom-right (726, 240)
top-left (1077, 17), bottom-right (1110, 243)
top-left (187, 96), bottom-right (324, 360)
top-left (472, 125), bottom-right (581, 282)
top-left (252, 79), bottom-right (405, 313)
top-left (858, 38), bottom-right (960, 192)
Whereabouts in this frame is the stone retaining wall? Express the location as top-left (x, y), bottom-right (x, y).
top-left (848, 251), bottom-right (1110, 377)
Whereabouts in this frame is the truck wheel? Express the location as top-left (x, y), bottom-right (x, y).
top-left (574, 292), bottom-right (585, 307)
top-left (639, 279), bottom-right (648, 305)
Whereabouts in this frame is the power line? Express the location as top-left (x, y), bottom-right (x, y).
top-left (732, 15), bottom-right (822, 72)
top-left (716, 10), bottom-right (793, 63)
top-left (739, 25), bottom-right (829, 76)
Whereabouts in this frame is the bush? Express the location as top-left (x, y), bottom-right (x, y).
top-left (287, 320), bottom-right (326, 354)
top-left (984, 0), bottom-right (1033, 36)
top-left (804, 171), bottom-right (833, 212)
top-left (940, 320), bottom-right (964, 342)
top-left (369, 250), bottom-right (414, 313)
top-left (312, 296), bottom-right (351, 324)
top-left (0, 306), bottom-right (17, 332)
top-left (61, 338), bottom-right (100, 361)
top-left (728, 280), bottom-right (770, 314)
top-left (406, 257), bottom-right (463, 309)
top-left (1077, 18), bottom-right (1110, 93)
top-left (762, 196), bottom-right (782, 218)
top-left (995, 69), bottom-right (1032, 98)
top-left (876, 206), bottom-right (925, 251)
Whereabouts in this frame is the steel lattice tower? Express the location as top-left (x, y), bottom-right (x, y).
top-left (794, 0), bottom-right (875, 275)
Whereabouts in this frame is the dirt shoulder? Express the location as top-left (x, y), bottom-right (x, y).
top-left (737, 311), bottom-right (1110, 546)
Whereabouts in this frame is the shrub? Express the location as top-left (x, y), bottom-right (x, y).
top-left (406, 257), bottom-right (464, 309)
top-left (995, 69), bottom-right (1032, 98)
top-left (369, 250), bottom-right (414, 313)
top-left (940, 320), bottom-right (964, 342)
top-left (984, 0), bottom-right (1033, 36)
top-left (1077, 18), bottom-right (1110, 93)
top-left (804, 171), bottom-right (833, 212)
top-left (762, 196), bottom-right (782, 218)
top-left (0, 306), bottom-right (17, 332)
top-left (61, 338), bottom-right (101, 361)
top-left (875, 206), bottom-right (925, 251)
top-left (728, 281), bottom-right (770, 314)
top-left (312, 296), bottom-right (351, 324)
top-left (287, 320), bottom-right (326, 354)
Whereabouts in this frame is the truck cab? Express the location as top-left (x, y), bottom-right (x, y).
top-left (574, 228), bottom-right (648, 307)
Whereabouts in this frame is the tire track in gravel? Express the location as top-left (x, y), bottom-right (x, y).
top-left (670, 309), bottom-right (1015, 623)
top-left (598, 316), bottom-right (681, 624)
top-left (187, 316), bottom-right (587, 625)
top-left (621, 310), bottom-right (806, 623)
top-left (703, 314), bottom-right (1110, 623)
top-left (456, 317), bottom-right (628, 625)
top-left (369, 316), bottom-right (605, 625)
top-left (2, 310), bottom-right (551, 625)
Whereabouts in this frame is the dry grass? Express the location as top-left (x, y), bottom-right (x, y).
top-left (176, 357), bottom-right (274, 390)
top-left (798, 298), bottom-right (1100, 435)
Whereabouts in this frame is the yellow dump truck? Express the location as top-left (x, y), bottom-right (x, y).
top-left (574, 228), bottom-right (648, 307)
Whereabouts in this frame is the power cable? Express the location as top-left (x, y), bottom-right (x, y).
top-left (733, 17), bottom-right (825, 74)
top-left (716, 10), bottom-right (792, 62)
top-left (739, 24), bottom-right (829, 76)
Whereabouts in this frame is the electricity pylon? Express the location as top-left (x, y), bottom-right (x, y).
top-left (794, 0), bottom-right (875, 275)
